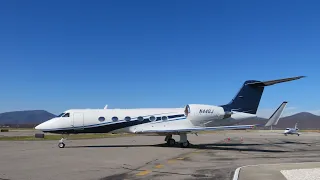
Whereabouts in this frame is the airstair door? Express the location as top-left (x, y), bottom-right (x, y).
top-left (73, 112), bottom-right (84, 130)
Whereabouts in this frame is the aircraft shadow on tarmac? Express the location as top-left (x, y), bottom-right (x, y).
top-left (67, 141), bottom-right (305, 153)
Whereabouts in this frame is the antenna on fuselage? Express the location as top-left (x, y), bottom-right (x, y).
top-left (104, 105), bottom-right (108, 109)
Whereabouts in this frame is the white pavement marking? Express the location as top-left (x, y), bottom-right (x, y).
top-left (281, 168), bottom-right (320, 180)
top-left (232, 167), bottom-right (241, 180)
top-left (232, 162), bottom-right (320, 180)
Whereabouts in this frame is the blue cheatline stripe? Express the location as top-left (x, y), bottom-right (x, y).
top-left (40, 113), bottom-right (186, 131)
top-left (72, 117), bottom-right (187, 130)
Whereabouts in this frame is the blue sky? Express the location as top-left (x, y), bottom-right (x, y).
top-left (0, 0), bottom-right (319, 117)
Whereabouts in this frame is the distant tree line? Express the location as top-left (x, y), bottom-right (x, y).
top-left (0, 124), bottom-right (37, 128)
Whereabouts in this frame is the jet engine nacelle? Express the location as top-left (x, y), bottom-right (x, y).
top-left (184, 104), bottom-right (232, 126)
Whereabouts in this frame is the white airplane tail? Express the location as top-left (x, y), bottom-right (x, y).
top-left (264, 101), bottom-right (287, 127)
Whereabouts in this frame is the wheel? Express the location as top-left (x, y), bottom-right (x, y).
top-left (58, 142), bottom-right (65, 148)
top-left (180, 140), bottom-right (190, 148)
top-left (285, 134), bottom-right (287, 136)
top-left (297, 134), bottom-right (300, 136)
top-left (167, 138), bottom-right (176, 146)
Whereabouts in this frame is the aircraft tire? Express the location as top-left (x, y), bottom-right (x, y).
top-left (180, 140), bottom-right (190, 148)
top-left (58, 142), bottom-right (65, 148)
top-left (167, 139), bottom-right (175, 146)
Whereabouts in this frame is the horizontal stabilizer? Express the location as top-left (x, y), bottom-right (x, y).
top-left (265, 101), bottom-right (288, 127)
top-left (247, 76), bottom-right (305, 87)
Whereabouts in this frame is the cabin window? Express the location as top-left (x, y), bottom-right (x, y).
top-left (112, 117), bottom-right (118, 122)
top-left (62, 113), bottom-right (70, 117)
top-left (149, 116), bottom-right (156, 121)
top-left (124, 116), bottom-right (131, 121)
top-left (137, 116), bottom-right (144, 121)
top-left (98, 117), bottom-right (105, 122)
top-left (162, 116), bottom-right (168, 121)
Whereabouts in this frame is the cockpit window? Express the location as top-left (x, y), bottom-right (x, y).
top-left (62, 113), bottom-right (70, 117)
top-left (57, 113), bottom-right (65, 117)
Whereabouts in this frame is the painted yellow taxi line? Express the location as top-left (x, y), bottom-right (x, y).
top-left (136, 170), bottom-right (151, 176)
top-left (154, 164), bottom-right (164, 168)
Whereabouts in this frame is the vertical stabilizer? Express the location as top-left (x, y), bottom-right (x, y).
top-left (221, 76), bottom-right (304, 114)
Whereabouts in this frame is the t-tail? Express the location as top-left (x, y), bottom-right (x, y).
top-left (221, 76), bottom-right (305, 114)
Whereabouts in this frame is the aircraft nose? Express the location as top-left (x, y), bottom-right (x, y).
top-left (35, 122), bottom-right (50, 130)
top-left (35, 123), bottom-right (43, 130)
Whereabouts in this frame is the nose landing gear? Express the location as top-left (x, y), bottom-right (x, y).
top-left (58, 138), bottom-right (66, 148)
top-left (58, 134), bottom-right (69, 148)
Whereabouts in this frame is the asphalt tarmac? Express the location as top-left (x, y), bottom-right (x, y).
top-left (0, 130), bottom-right (319, 180)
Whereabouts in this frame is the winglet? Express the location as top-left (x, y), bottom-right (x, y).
top-left (104, 105), bottom-right (108, 109)
top-left (264, 101), bottom-right (288, 127)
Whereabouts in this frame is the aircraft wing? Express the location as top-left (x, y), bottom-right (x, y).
top-left (134, 101), bottom-right (287, 134)
top-left (136, 124), bottom-right (256, 134)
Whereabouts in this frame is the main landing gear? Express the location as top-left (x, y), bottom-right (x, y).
top-left (165, 133), bottom-right (190, 148)
top-left (58, 134), bottom-right (69, 148)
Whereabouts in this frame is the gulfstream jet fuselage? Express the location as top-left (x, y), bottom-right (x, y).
top-left (35, 106), bottom-right (256, 134)
top-left (35, 76), bottom-right (304, 148)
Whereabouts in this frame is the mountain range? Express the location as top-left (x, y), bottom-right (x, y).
top-left (237, 112), bottom-right (320, 129)
top-left (0, 110), bottom-right (320, 129)
top-left (0, 110), bottom-right (56, 127)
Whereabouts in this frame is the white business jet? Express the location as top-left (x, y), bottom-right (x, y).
top-left (35, 76), bottom-right (304, 148)
top-left (284, 122), bottom-right (300, 136)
